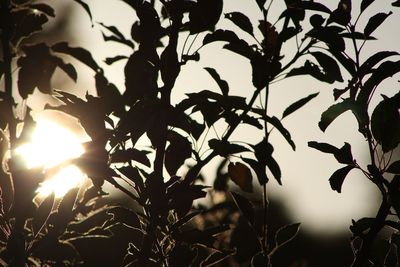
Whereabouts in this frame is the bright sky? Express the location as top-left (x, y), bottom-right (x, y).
top-left (38, 0), bottom-right (400, 235)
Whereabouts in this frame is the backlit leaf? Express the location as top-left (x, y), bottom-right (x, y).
top-left (32, 193), bottom-right (55, 236)
top-left (275, 223), bottom-right (301, 247)
top-left (242, 158), bottom-right (268, 185)
top-left (364, 12), bottom-right (392, 37)
top-left (311, 51), bottom-right (343, 82)
top-left (282, 92), bottom-right (319, 119)
top-left (225, 12), bottom-right (253, 36)
top-left (329, 165), bottom-right (354, 193)
top-left (265, 116), bottom-right (295, 150)
top-left (361, 0), bottom-right (375, 13)
top-left (231, 191), bottom-right (255, 226)
top-left (228, 162), bottom-right (253, 193)
top-left (52, 42), bottom-right (100, 72)
top-left (204, 67), bottom-right (229, 96)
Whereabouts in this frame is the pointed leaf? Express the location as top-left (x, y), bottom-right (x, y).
top-left (308, 141), bottom-right (340, 154)
top-left (275, 223), bottom-right (301, 247)
top-left (57, 187), bottom-right (80, 223)
top-left (204, 67), bottom-right (229, 96)
top-left (251, 252), bottom-right (269, 267)
top-left (361, 0), bottom-right (375, 13)
top-left (228, 162), bottom-right (253, 193)
top-left (107, 206), bottom-right (141, 228)
top-left (282, 92), bottom-right (319, 119)
top-left (32, 193), bottom-right (55, 236)
top-left (387, 161), bottom-right (400, 174)
top-left (364, 12), bottom-right (392, 37)
top-left (265, 116), bottom-right (295, 150)
top-left (52, 42), bottom-right (100, 71)
top-left (319, 99), bottom-right (356, 132)
top-left (73, 0), bottom-right (93, 26)
top-left (225, 12), bottom-right (253, 36)
top-left (329, 165), bottom-right (354, 193)
top-left (208, 139), bottom-right (249, 157)
top-left (358, 51), bottom-right (399, 77)
top-left (29, 3), bottom-right (55, 17)
top-left (393, 0), bottom-right (400, 7)
top-left (311, 52), bottom-right (343, 82)
top-left (256, 0), bottom-right (266, 10)
top-left (231, 191), bottom-right (255, 226)
top-left (165, 131), bottom-right (193, 176)
top-left (371, 93), bottom-right (400, 152)
top-left (242, 158), bottom-right (269, 185)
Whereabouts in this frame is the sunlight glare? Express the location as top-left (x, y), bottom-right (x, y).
top-left (16, 120), bottom-right (86, 198)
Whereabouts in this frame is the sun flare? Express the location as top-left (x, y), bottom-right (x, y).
top-left (16, 119), bottom-right (86, 198)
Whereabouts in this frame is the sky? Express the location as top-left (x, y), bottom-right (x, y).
top-left (39, 0), bottom-right (400, 235)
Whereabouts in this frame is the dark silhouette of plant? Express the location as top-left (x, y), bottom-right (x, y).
top-left (0, 0), bottom-right (399, 266)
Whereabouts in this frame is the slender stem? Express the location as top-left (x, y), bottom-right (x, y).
top-left (261, 84), bottom-right (269, 253)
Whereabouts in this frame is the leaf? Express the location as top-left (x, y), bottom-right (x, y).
top-left (350, 217), bottom-right (375, 235)
top-left (242, 158), bottom-right (269, 185)
top-left (105, 55), bottom-right (128, 65)
top-left (165, 131), bottom-right (193, 176)
top-left (110, 148), bottom-right (151, 167)
top-left (225, 12), bottom-right (253, 36)
top-left (393, 0), bottom-right (400, 7)
top-left (228, 162), bottom-right (253, 193)
top-left (252, 139), bottom-right (281, 184)
top-left (11, 8), bottom-right (48, 43)
top-left (188, 0), bottom-right (223, 33)
top-left (308, 141), bottom-right (340, 154)
top-left (73, 0), bottom-right (93, 26)
top-left (282, 92), bottom-right (319, 119)
top-left (319, 99), bottom-right (359, 132)
top-left (329, 165), bottom-right (354, 193)
top-left (255, 0), bottom-right (266, 10)
top-left (307, 26), bottom-right (345, 52)
top-left (208, 139), bottom-right (249, 157)
top-left (204, 67), bottom-right (229, 96)
top-left (52, 42), bottom-right (100, 72)
top-left (340, 31), bottom-right (376, 40)
top-left (311, 52), bottom-right (343, 82)
top-left (297, 1), bottom-right (331, 13)
top-left (98, 22), bottom-right (134, 48)
top-left (265, 116), bottom-right (295, 150)
top-left (308, 141), bottom-right (353, 164)
top-left (56, 188), bottom-right (80, 228)
top-left (364, 12), bottom-right (392, 37)
top-left (361, 0), bottom-right (375, 13)
top-left (32, 193), bottom-right (55, 236)
top-left (275, 223), bottom-right (301, 247)
top-left (387, 161), bottom-right (400, 174)
top-left (358, 51), bottom-right (399, 78)
top-left (231, 192), bottom-right (255, 226)
top-left (107, 206), bottom-right (141, 228)
top-left (328, 0), bottom-right (351, 26)
top-left (371, 93), bottom-right (400, 152)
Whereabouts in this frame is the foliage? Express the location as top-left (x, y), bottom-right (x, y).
top-left (0, 0), bottom-right (399, 266)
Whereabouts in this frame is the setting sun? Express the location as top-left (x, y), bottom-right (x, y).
top-left (16, 119), bottom-right (86, 197)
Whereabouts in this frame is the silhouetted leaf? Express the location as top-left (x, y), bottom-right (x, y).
top-left (104, 55), bottom-right (128, 65)
top-left (308, 141), bottom-right (353, 164)
top-left (57, 187), bottom-right (79, 225)
top-left (110, 148), bottom-right (151, 167)
top-left (319, 99), bottom-right (358, 132)
top-left (252, 252), bottom-right (269, 267)
top-left (32, 193), bottom-right (54, 236)
top-left (117, 167), bottom-right (144, 191)
top-left (171, 211), bottom-right (202, 232)
top-left (358, 51), bottom-right (399, 78)
top-left (387, 161), bottom-right (400, 174)
top-left (340, 31), bottom-right (376, 40)
top-left (265, 116), bottom-right (295, 150)
top-left (225, 12), bottom-right (253, 36)
top-left (11, 8), bottom-right (48, 43)
top-left (203, 29), bottom-right (248, 48)
top-left (393, 0), bottom-right (400, 7)
top-left (188, 0), bottom-right (223, 33)
top-left (228, 162), bottom-right (253, 193)
top-left (107, 206), bottom-right (141, 228)
top-left (329, 0), bottom-right (351, 26)
top-left (357, 60), bottom-right (400, 107)
top-left (287, 60), bottom-right (334, 83)
top-left (231, 192), bottom-right (255, 226)
top-left (52, 42), bottom-right (100, 72)
top-left (329, 165), bottom-right (354, 193)
top-left (311, 51), bottom-right (343, 82)
top-left (282, 92), bottom-right (319, 119)
top-left (255, 0), bottom-right (266, 10)
top-left (208, 139), bottom-right (249, 157)
top-left (361, 0), bottom-right (375, 13)
top-left (160, 40), bottom-right (180, 88)
top-left (99, 22), bottom-right (134, 48)
top-left (364, 12), bottom-right (392, 37)
top-left (73, 0), bottom-right (93, 26)
top-left (308, 141), bottom-right (340, 154)
top-left (350, 217), bottom-right (375, 235)
top-left (242, 158), bottom-right (268, 185)
top-left (371, 93), bottom-right (400, 152)
top-left (307, 26), bottom-right (345, 52)
top-left (204, 67), bottom-right (229, 96)
top-left (275, 223), bottom-right (301, 247)
top-left (298, 1), bottom-right (331, 13)
top-left (165, 131), bottom-right (192, 176)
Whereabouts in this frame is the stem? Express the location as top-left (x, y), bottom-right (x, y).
top-left (261, 84), bottom-right (269, 253)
